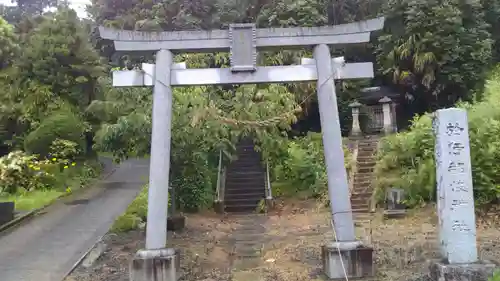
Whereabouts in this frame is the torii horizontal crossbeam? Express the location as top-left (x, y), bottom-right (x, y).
top-left (112, 61), bottom-right (373, 87)
top-left (99, 17), bottom-right (384, 52)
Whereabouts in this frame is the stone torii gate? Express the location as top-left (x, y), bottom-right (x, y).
top-left (99, 17), bottom-right (384, 281)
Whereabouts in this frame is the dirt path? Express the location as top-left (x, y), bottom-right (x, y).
top-left (0, 158), bottom-right (149, 281)
top-left (67, 200), bottom-right (500, 281)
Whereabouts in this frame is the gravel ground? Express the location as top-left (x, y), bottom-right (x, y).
top-left (66, 200), bottom-right (500, 281)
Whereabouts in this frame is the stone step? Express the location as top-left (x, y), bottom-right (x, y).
top-left (226, 176), bottom-right (265, 182)
top-left (351, 187), bottom-right (371, 192)
top-left (353, 176), bottom-right (373, 182)
top-left (356, 161), bottom-right (376, 166)
top-left (225, 180), bottom-right (266, 187)
top-left (225, 188), bottom-right (266, 196)
top-left (352, 182), bottom-right (372, 187)
top-left (351, 192), bottom-right (372, 199)
top-left (352, 208), bottom-right (370, 213)
top-left (358, 149), bottom-right (377, 154)
top-left (357, 147), bottom-right (377, 151)
top-left (235, 147), bottom-right (258, 153)
top-left (353, 172), bottom-right (373, 177)
top-left (350, 202), bottom-right (370, 207)
top-left (352, 180), bottom-right (371, 186)
top-left (357, 155), bottom-right (376, 160)
top-left (225, 192), bottom-right (266, 200)
top-left (351, 197), bottom-right (369, 205)
top-left (355, 137), bottom-right (380, 143)
top-left (351, 191), bottom-right (372, 196)
top-left (229, 159), bottom-right (261, 166)
top-left (225, 180), bottom-right (266, 188)
top-left (357, 143), bottom-right (379, 148)
top-left (226, 170), bottom-right (265, 177)
top-left (232, 151), bottom-right (261, 158)
top-left (227, 164), bottom-right (264, 171)
top-left (225, 198), bottom-right (263, 207)
top-left (357, 153), bottom-right (376, 159)
top-left (357, 167), bottom-right (374, 173)
top-left (352, 188), bottom-right (371, 193)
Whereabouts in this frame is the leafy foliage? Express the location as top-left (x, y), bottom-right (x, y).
top-left (92, 72), bottom-right (300, 210)
top-left (374, 66), bottom-right (500, 207)
top-left (0, 151), bottom-right (54, 193)
top-left (376, 0), bottom-right (493, 111)
top-left (48, 139), bottom-right (82, 162)
top-left (0, 16), bottom-right (19, 69)
top-left (16, 9), bottom-right (105, 110)
top-left (273, 132), bottom-right (353, 197)
top-left (111, 186), bottom-right (148, 232)
top-left (24, 110), bottom-right (87, 157)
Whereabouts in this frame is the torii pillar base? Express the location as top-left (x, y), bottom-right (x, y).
top-left (322, 241), bottom-right (374, 279)
top-left (130, 248), bottom-right (180, 281)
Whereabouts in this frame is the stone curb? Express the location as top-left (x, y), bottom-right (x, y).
top-left (0, 160), bottom-right (118, 236)
top-left (65, 235), bottom-right (108, 279)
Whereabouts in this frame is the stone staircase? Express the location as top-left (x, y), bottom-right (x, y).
top-left (350, 136), bottom-right (380, 213)
top-left (224, 139), bottom-right (266, 213)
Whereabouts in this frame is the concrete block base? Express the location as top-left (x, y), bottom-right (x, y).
top-left (213, 201), bottom-right (224, 214)
top-left (429, 260), bottom-right (499, 281)
top-left (130, 248), bottom-right (181, 281)
top-left (167, 215), bottom-right (185, 231)
top-left (383, 209), bottom-right (407, 219)
top-left (322, 241), bottom-right (374, 279)
top-left (0, 202), bottom-right (15, 225)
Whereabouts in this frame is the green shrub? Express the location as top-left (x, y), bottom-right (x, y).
top-left (111, 187), bottom-right (147, 233)
top-left (374, 69), bottom-right (500, 207)
top-left (0, 151), bottom-right (55, 193)
top-left (273, 132), bottom-right (353, 197)
top-left (111, 213), bottom-right (142, 233)
top-left (48, 139), bottom-right (82, 162)
top-left (0, 16), bottom-right (19, 68)
top-left (171, 150), bottom-right (214, 212)
top-left (24, 110), bottom-right (86, 158)
top-left (127, 187), bottom-right (148, 221)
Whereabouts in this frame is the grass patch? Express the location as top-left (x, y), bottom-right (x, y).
top-left (0, 160), bottom-right (102, 212)
top-left (111, 186), bottom-right (148, 233)
top-left (0, 189), bottom-right (64, 211)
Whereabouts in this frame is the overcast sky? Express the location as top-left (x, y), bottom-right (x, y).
top-left (0, 0), bottom-right (90, 18)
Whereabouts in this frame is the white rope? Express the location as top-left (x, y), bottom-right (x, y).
top-left (330, 219), bottom-right (350, 281)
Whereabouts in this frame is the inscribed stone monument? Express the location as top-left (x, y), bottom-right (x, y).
top-left (433, 108), bottom-right (477, 264)
top-left (429, 107), bottom-right (499, 281)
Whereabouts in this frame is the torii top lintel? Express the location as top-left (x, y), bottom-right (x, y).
top-left (98, 17), bottom-right (385, 53)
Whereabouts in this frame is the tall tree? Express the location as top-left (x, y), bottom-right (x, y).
top-left (16, 8), bottom-right (105, 111)
top-left (376, 0), bottom-right (493, 114)
top-left (0, 16), bottom-right (19, 69)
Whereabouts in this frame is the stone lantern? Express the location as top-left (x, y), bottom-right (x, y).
top-left (349, 100), bottom-right (362, 137)
top-left (378, 96), bottom-right (393, 135)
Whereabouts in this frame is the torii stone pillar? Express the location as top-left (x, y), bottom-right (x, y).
top-left (99, 17), bottom-right (384, 281)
